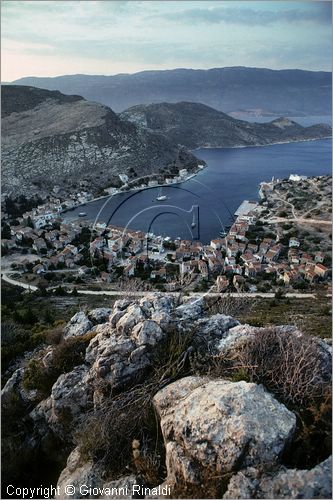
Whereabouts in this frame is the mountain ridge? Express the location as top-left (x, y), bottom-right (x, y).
top-left (11, 66), bottom-right (332, 115)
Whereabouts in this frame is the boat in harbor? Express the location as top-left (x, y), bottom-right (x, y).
top-left (78, 212), bottom-right (87, 217)
top-left (191, 213), bottom-right (196, 228)
top-left (156, 187), bottom-right (167, 201)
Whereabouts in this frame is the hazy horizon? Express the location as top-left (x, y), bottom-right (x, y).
top-left (5, 63), bottom-right (331, 84)
top-left (2, 1), bottom-right (331, 81)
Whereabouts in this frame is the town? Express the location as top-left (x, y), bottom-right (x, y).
top-left (2, 175), bottom-right (331, 295)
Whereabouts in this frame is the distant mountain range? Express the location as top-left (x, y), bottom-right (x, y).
top-left (12, 66), bottom-right (332, 116)
top-left (1, 86), bottom-right (200, 197)
top-left (120, 102), bottom-right (332, 149)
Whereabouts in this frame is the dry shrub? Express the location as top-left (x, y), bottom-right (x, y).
top-left (210, 326), bottom-right (332, 468)
top-left (203, 293), bottom-right (258, 319)
top-left (230, 328), bottom-right (330, 405)
top-left (75, 327), bottom-right (196, 481)
top-left (75, 382), bottom-right (163, 481)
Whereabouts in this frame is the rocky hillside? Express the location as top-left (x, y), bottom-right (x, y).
top-left (2, 293), bottom-right (331, 498)
top-left (1, 86), bottom-right (201, 197)
top-left (12, 66), bottom-right (332, 116)
top-left (120, 102), bottom-right (332, 149)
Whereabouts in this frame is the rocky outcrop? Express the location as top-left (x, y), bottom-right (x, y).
top-left (3, 293), bottom-right (331, 499)
top-left (153, 376), bottom-right (296, 485)
top-left (88, 308), bottom-right (112, 324)
top-left (224, 456), bottom-right (332, 499)
top-left (1, 367), bottom-right (39, 408)
top-left (56, 447), bottom-right (137, 499)
top-left (64, 311), bottom-right (93, 339)
top-left (56, 448), bottom-right (104, 499)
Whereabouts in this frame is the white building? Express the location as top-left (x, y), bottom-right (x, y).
top-left (119, 173), bottom-right (129, 184)
top-left (289, 237), bottom-right (300, 248)
top-left (289, 174), bottom-right (307, 182)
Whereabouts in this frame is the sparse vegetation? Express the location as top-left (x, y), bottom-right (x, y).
top-left (23, 331), bottom-right (97, 398)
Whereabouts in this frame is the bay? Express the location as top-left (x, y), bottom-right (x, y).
top-left (65, 139), bottom-right (332, 244)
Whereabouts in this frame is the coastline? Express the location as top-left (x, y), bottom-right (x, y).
top-left (73, 166), bottom-right (206, 210)
top-left (67, 135), bottom-right (331, 213)
top-left (193, 135), bottom-right (332, 151)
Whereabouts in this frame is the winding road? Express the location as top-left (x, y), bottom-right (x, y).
top-left (1, 272), bottom-right (318, 299)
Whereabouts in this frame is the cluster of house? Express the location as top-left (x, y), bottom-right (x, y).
top-left (3, 194), bottom-right (331, 292)
top-left (283, 239), bottom-right (330, 284)
top-left (3, 218), bottom-right (90, 275)
top-left (89, 224), bottom-right (147, 281)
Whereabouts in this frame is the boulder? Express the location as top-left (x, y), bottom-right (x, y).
top-left (48, 365), bottom-right (93, 431)
top-left (56, 447), bottom-right (137, 499)
top-left (64, 312), bottom-right (93, 339)
top-left (216, 323), bottom-right (257, 353)
top-left (101, 475), bottom-right (138, 499)
top-left (113, 299), bottom-right (131, 311)
top-left (86, 330), bottom-right (149, 390)
top-left (116, 305), bottom-right (146, 335)
top-left (195, 314), bottom-right (239, 347)
top-left (154, 376), bottom-right (296, 484)
top-left (131, 320), bottom-right (164, 346)
top-left (150, 310), bottom-right (173, 332)
top-left (56, 448), bottom-right (104, 499)
top-left (109, 309), bottom-right (127, 328)
top-left (1, 367), bottom-right (39, 407)
top-left (223, 456), bottom-right (332, 499)
top-left (88, 308), bottom-right (112, 324)
top-left (175, 297), bottom-right (204, 321)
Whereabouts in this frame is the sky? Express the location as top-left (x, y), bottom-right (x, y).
top-left (1, 1), bottom-right (332, 81)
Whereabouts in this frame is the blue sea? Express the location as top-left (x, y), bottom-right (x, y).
top-left (66, 138), bottom-right (332, 244)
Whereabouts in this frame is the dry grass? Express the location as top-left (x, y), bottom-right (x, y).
top-left (75, 326), bottom-right (196, 482)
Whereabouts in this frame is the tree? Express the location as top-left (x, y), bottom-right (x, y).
top-left (26, 216), bottom-right (34, 229)
top-left (1, 223), bottom-right (11, 240)
top-left (275, 289), bottom-right (285, 300)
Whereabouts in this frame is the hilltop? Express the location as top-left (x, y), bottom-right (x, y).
top-left (2, 293), bottom-right (332, 498)
top-left (120, 102), bottom-right (332, 149)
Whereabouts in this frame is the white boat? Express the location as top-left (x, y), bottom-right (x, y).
top-left (191, 213), bottom-right (196, 228)
top-left (78, 212), bottom-right (87, 217)
top-left (156, 187), bottom-right (167, 201)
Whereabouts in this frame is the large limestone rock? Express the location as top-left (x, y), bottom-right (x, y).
top-left (154, 376), bottom-right (296, 484)
top-left (56, 448), bottom-right (104, 499)
top-left (64, 311), bottom-right (93, 339)
top-left (1, 367), bottom-right (39, 407)
top-left (223, 456), bottom-right (332, 499)
top-left (88, 308), bottom-right (112, 324)
top-left (175, 297), bottom-right (204, 321)
top-left (131, 320), bottom-right (164, 346)
top-left (116, 304), bottom-right (146, 335)
top-left (31, 366), bottom-right (93, 437)
top-left (56, 447), bottom-right (137, 499)
top-left (86, 329), bottom-right (150, 390)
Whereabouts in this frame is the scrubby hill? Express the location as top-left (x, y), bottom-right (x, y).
top-left (120, 102), bottom-right (332, 149)
top-left (1, 86), bottom-right (201, 197)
